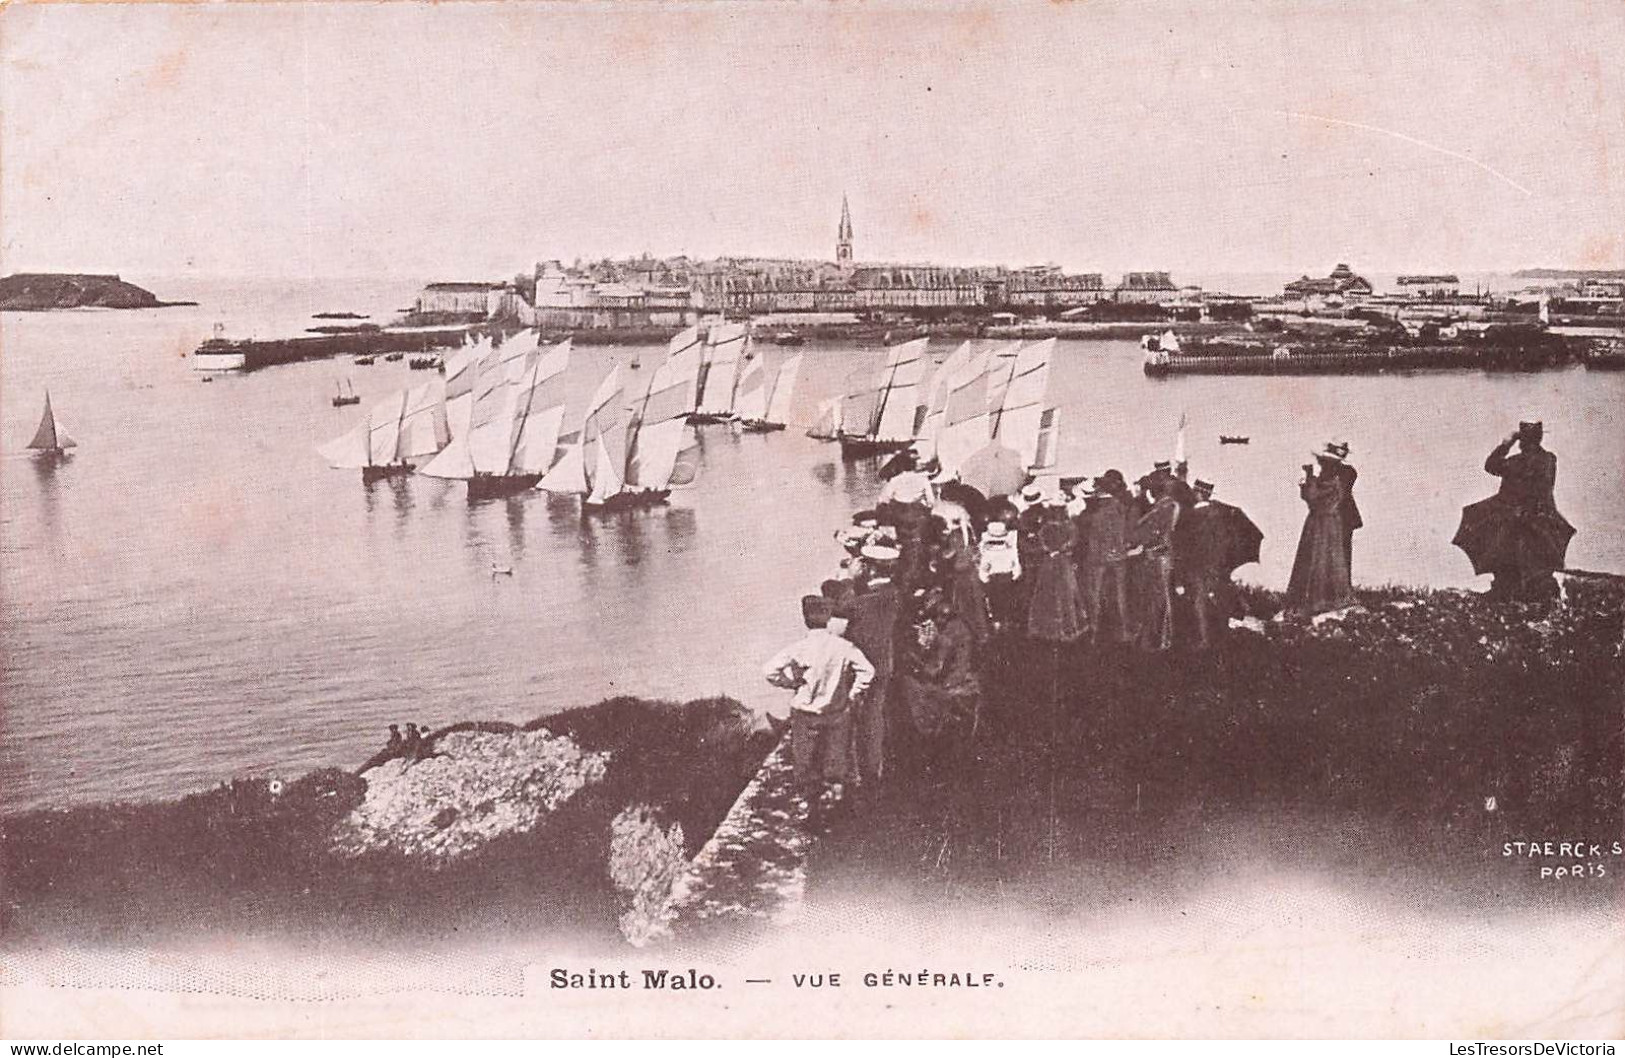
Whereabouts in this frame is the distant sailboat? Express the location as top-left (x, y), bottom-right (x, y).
top-left (838, 338), bottom-right (929, 457)
top-left (690, 322), bottom-right (748, 424)
top-left (318, 382), bottom-right (449, 483)
top-left (27, 391), bottom-right (76, 457)
top-left (737, 353), bottom-right (802, 433)
top-left (418, 337), bottom-right (571, 500)
top-left (332, 379), bottom-right (360, 407)
top-left (807, 396), bottom-right (843, 441)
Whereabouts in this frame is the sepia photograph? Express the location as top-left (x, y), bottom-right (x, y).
top-left (1, 0), bottom-right (1622, 1041)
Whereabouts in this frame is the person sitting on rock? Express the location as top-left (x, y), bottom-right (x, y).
top-left (386, 724), bottom-right (403, 751)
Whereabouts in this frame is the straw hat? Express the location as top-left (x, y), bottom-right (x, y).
top-left (861, 543), bottom-right (901, 562)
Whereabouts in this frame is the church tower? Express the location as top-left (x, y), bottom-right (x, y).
top-left (836, 194), bottom-right (854, 266)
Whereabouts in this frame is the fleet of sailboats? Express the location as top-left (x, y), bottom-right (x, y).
top-left (27, 391), bottom-right (76, 458)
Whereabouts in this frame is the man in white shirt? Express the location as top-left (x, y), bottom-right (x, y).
top-left (763, 596), bottom-right (877, 795)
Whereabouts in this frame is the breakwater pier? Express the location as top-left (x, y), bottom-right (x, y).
top-left (193, 324), bottom-right (476, 372)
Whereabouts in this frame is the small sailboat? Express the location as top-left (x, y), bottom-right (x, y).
top-left (737, 353), bottom-right (803, 433)
top-left (420, 337), bottom-right (572, 501)
top-left (318, 382), bottom-right (449, 484)
top-left (332, 379), bottom-right (360, 407)
top-left (838, 338), bottom-right (929, 457)
top-left (354, 355), bottom-right (376, 366)
top-left (689, 322), bottom-right (748, 424)
top-left (383, 352), bottom-right (405, 363)
top-left (1220, 435), bottom-right (1251, 445)
top-left (542, 327), bottom-right (704, 513)
top-left (27, 391), bottom-right (76, 458)
top-left (807, 396), bottom-right (843, 441)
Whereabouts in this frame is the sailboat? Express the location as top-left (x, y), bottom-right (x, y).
top-left (689, 322), bottom-right (749, 424)
top-left (541, 327), bottom-right (704, 513)
top-left (806, 396), bottom-right (843, 441)
top-left (960, 337), bottom-right (1060, 478)
top-left (418, 338), bottom-right (572, 501)
top-left (317, 382), bottom-right (450, 483)
top-left (837, 337), bottom-right (929, 457)
top-left (331, 379), bottom-right (360, 407)
top-left (27, 391), bottom-right (76, 458)
top-left (917, 340), bottom-right (974, 461)
top-left (737, 353), bottom-right (803, 433)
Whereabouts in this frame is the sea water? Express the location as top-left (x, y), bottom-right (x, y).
top-left (3, 276), bottom-right (1622, 810)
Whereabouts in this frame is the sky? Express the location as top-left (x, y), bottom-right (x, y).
top-left (2, 0), bottom-right (1622, 280)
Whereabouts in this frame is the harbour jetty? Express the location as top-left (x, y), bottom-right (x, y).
top-left (1144, 330), bottom-right (1578, 377)
top-left (193, 324), bottom-right (476, 372)
top-left (0, 272), bottom-right (194, 311)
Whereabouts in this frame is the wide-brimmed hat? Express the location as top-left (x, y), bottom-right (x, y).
top-left (1193, 478), bottom-right (1215, 496)
top-left (1019, 484), bottom-right (1043, 501)
top-left (984, 520), bottom-right (1010, 539)
top-left (1316, 443), bottom-right (1345, 462)
top-left (1152, 460), bottom-right (1172, 473)
top-left (861, 543), bottom-right (901, 562)
top-left (1322, 440), bottom-right (1350, 460)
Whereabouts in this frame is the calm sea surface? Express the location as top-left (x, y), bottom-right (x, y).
top-left (3, 277), bottom-right (1622, 811)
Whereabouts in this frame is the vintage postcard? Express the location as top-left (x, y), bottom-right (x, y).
top-left (2, 0), bottom-right (1622, 1040)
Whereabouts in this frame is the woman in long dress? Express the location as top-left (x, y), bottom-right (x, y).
top-left (1026, 511), bottom-right (1090, 644)
top-left (1286, 456), bottom-right (1357, 615)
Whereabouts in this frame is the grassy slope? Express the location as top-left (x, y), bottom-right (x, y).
top-left (812, 581), bottom-right (1624, 915)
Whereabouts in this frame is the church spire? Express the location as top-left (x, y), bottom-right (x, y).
top-left (836, 194), bottom-right (854, 266)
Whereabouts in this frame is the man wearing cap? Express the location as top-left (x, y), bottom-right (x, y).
top-left (1126, 473), bottom-right (1181, 650)
top-left (1454, 421), bottom-right (1573, 600)
top-left (763, 595), bottom-right (876, 798)
top-left (841, 546), bottom-right (902, 785)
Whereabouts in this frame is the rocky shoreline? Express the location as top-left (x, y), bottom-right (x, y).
top-left (0, 272), bottom-right (194, 311)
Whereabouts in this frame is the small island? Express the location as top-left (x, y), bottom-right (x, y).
top-left (0, 272), bottom-right (195, 311)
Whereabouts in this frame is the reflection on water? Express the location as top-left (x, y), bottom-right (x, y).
top-left (1, 281), bottom-right (1622, 810)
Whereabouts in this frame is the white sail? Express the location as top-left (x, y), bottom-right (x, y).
top-left (732, 356), bottom-right (769, 423)
top-left (765, 354), bottom-right (802, 426)
top-left (505, 340), bottom-right (573, 475)
top-left (578, 366), bottom-right (626, 501)
top-left (935, 347), bottom-right (997, 475)
top-left (872, 338), bottom-right (930, 442)
top-left (536, 433), bottom-right (586, 494)
top-left (317, 418), bottom-right (372, 469)
top-left (982, 340), bottom-right (1025, 413)
top-left (398, 383), bottom-right (450, 460)
top-left (27, 392), bottom-right (75, 451)
top-left (625, 417), bottom-right (692, 492)
top-left (466, 345), bottom-right (521, 474)
top-left (367, 390), bottom-right (410, 465)
top-left (421, 343), bottom-right (500, 478)
top-left (695, 322), bottom-right (747, 416)
top-left (989, 337), bottom-right (1055, 467)
top-left (808, 396), bottom-right (843, 440)
top-left (919, 341), bottom-right (974, 451)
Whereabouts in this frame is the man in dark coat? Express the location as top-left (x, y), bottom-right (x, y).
top-left (832, 562), bottom-right (901, 786)
top-left (1078, 470), bottom-right (1133, 645)
top-left (1453, 421), bottom-right (1574, 601)
top-left (1181, 479), bottom-right (1264, 647)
